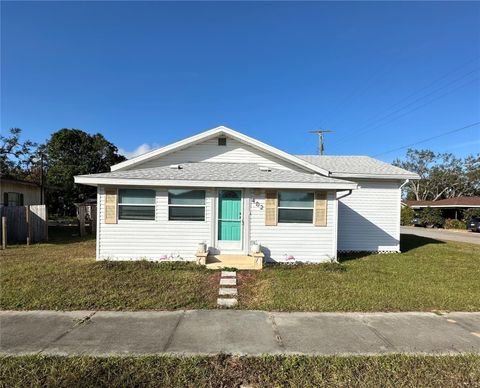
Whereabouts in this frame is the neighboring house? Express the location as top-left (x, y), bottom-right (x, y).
top-left (0, 178), bottom-right (44, 207)
top-left (403, 197), bottom-right (480, 220)
top-left (74, 126), bottom-right (419, 263)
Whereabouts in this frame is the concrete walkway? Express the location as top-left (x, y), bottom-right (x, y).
top-left (402, 226), bottom-right (480, 245)
top-left (1, 310), bottom-right (480, 356)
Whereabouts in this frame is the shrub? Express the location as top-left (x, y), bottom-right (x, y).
top-left (444, 219), bottom-right (466, 230)
top-left (463, 208), bottom-right (480, 221)
top-left (401, 205), bottom-right (415, 226)
top-left (420, 207), bottom-right (444, 227)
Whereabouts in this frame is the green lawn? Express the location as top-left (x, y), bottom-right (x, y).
top-left (238, 234), bottom-right (480, 312)
top-left (0, 227), bottom-right (218, 310)
top-left (1, 228), bottom-right (479, 311)
top-left (1, 354), bottom-right (479, 387)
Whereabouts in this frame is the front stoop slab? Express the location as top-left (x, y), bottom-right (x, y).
top-left (221, 271), bottom-right (237, 277)
top-left (219, 288), bottom-right (238, 296)
top-left (217, 298), bottom-right (238, 307)
top-left (220, 278), bottom-right (237, 286)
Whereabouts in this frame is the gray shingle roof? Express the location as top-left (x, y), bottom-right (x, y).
top-left (78, 162), bottom-right (353, 185)
top-left (296, 155), bottom-right (419, 179)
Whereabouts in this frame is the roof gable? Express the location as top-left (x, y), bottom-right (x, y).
top-left (111, 126), bottom-right (329, 176)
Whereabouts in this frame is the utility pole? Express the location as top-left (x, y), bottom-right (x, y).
top-left (39, 153), bottom-right (44, 205)
top-left (309, 129), bottom-right (333, 155)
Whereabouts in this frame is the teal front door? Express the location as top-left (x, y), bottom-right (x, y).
top-left (218, 190), bottom-right (242, 248)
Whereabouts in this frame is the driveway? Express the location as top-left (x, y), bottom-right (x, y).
top-left (1, 310), bottom-right (479, 356)
top-left (401, 226), bottom-right (480, 245)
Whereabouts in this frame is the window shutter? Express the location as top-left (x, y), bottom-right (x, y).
top-left (314, 191), bottom-right (328, 227)
top-left (19, 193), bottom-right (24, 206)
top-left (265, 190), bottom-right (277, 226)
top-left (104, 188), bottom-right (118, 224)
top-left (3, 193), bottom-right (8, 207)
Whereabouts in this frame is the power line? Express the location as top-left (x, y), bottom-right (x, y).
top-left (332, 67), bottom-right (480, 146)
top-left (332, 55), bottom-right (480, 133)
top-left (358, 76), bottom-right (478, 139)
top-left (372, 121), bottom-right (480, 157)
top-left (318, 41), bottom-right (442, 129)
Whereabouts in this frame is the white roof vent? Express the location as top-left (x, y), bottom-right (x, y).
top-left (259, 166), bottom-right (272, 172)
top-left (169, 164), bottom-right (183, 169)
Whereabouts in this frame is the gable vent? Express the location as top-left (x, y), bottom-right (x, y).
top-left (259, 166), bottom-right (272, 172)
top-left (218, 136), bottom-right (227, 146)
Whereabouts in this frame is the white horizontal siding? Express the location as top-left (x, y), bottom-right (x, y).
top-left (337, 179), bottom-right (401, 252)
top-left (134, 137), bottom-right (302, 171)
top-left (97, 186), bottom-right (338, 262)
top-left (98, 186), bottom-right (212, 261)
top-left (249, 190), bottom-right (337, 263)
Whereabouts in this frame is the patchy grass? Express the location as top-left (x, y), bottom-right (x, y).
top-left (2, 229), bottom-right (479, 312)
top-left (0, 227), bottom-right (218, 310)
top-left (0, 354), bottom-right (478, 387)
top-left (238, 234), bottom-right (480, 312)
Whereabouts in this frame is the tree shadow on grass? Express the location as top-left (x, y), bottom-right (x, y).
top-left (47, 225), bottom-right (96, 244)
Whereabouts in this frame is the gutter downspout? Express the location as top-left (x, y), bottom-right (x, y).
top-left (336, 189), bottom-right (353, 201)
top-left (333, 189), bottom-right (353, 262)
top-left (399, 179), bottom-right (410, 191)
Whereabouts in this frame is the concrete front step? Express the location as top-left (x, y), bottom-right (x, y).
top-left (221, 271), bottom-right (237, 278)
top-left (217, 298), bottom-right (238, 307)
top-left (207, 263), bottom-right (257, 270)
top-left (206, 254), bottom-right (263, 270)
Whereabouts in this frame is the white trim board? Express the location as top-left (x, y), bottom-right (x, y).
top-left (331, 172), bottom-right (419, 180)
top-left (75, 176), bottom-right (357, 190)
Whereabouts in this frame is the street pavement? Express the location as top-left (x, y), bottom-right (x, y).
top-left (1, 310), bottom-right (479, 356)
top-left (401, 226), bottom-right (480, 245)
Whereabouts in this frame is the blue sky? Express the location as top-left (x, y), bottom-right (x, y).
top-left (2, 1), bottom-right (479, 161)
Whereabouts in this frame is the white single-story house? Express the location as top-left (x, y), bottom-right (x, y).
top-left (74, 126), bottom-right (419, 267)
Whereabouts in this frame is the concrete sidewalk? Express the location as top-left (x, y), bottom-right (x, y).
top-left (1, 310), bottom-right (479, 356)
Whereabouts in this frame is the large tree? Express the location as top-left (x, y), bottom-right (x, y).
top-left (0, 128), bottom-right (37, 180)
top-left (393, 149), bottom-right (480, 200)
top-left (45, 129), bottom-right (126, 215)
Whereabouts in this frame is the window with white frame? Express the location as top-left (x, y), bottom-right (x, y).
top-left (168, 189), bottom-right (205, 221)
top-left (118, 189), bottom-right (155, 220)
top-left (278, 191), bottom-right (314, 223)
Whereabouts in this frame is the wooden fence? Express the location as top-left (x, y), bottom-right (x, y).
top-left (77, 204), bottom-right (97, 237)
top-left (0, 205), bottom-right (48, 247)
